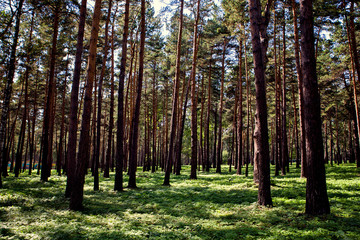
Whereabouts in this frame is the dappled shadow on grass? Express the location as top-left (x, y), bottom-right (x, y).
top-left (82, 171), bottom-right (258, 219)
top-left (1, 164), bottom-right (360, 239)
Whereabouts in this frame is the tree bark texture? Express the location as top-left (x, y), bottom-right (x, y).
top-left (190, 0), bottom-right (201, 179)
top-left (163, 0), bottom-right (184, 186)
top-left (65, 0), bottom-right (88, 198)
top-left (70, 0), bottom-right (102, 210)
top-left (128, 0), bottom-right (146, 188)
top-left (115, 0), bottom-right (130, 191)
top-left (300, 0), bottom-right (330, 215)
top-left (248, 0), bottom-right (273, 206)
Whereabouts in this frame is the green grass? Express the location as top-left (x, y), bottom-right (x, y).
top-left (1, 164), bottom-right (359, 239)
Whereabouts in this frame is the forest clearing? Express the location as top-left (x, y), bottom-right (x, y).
top-left (1, 164), bottom-right (360, 239)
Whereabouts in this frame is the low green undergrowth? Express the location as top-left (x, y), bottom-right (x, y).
top-left (1, 164), bottom-right (359, 239)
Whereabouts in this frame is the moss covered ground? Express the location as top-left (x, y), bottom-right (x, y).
top-left (1, 164), bottom-right (359, 239)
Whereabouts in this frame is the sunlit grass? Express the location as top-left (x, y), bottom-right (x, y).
top-left (1, 163), bottom-right (359, 239)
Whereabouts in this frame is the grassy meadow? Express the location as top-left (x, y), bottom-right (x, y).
top-left (0, 164), bottom-right (359, 239)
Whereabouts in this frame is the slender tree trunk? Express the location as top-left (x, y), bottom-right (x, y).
top-left (41, 3), bottom-right (60, 181)
top-left (292, 86), bottom-right (300, 168)
top-left (163, 0), bottom-right (184, 186)
top-left (248, 0), bottom-right (273, 206)
top-left (175, 77), bottom-right (190, 175)
top-left (274, 10), bottom-right (281, 177)
top-left (345, 2), bottom-right (360, 168)
top-left (237, 37), bottom-right (243, 175)
top-left (90, 70), bottom-right (98, 175)
top-left (330, 119), bottom-right (333, 166)
top-left (29, 77), bottom-right (38, 175)
top-left (0, 0), bottom-right (24, 187)
top-left (152, 61), bottom-right (158, 173)
top-left (190, 0), bottom-right (201, 179)
top-left (114, 0), bottom-right (130, 191)
top-left (245, 38), bottom-right (250, 177)
top-left (300, 0), bottom-right (330, 215)
top-left (324, 120), bottom-right (329, 164)
top-left (97, 0), bottom-right (112, 184)
top-left (335, 105), bottom-right (340, 165)
top-left (200, 75), bottom-right (205, 171)
top-left (57, 58), bottom-right (69, 176)
top-left (65, 0), bottom-right (87, 198)
top-left (14, 11), bottom-right (34, 177)
top-left (128, 0), bottom-right (146, 188)
top-left (70, 0), bottom-right (102, 210)
top-left (281, 16), bottom-right (289, 175)
top-left (348, 1), bottom-right (360, 88)
top-left (216, 38), bottom-right (227, 174)
top-left (291, 0), bottom-right (306, 178)
top-left (106, 13), bottom-right (116, 178)
top-left (204, 49), bottom-right (212, 172)
top-left (212, 108), bottom-right (217, 169)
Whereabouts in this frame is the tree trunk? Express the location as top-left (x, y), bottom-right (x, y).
top-left (152, 61), bottom-right (158, 173)
top-left (175, 77), bottom-right (190, 175)
top-left (281, 16), bottom-right (289, 175)
top-left (200, 75), bottom-right (205, 171)
top-left (90, 69), bottom-right (98, 175)
top-left (274, 10), bottom-right (281, 177)
top-left (216, 38), bottom-right (227, 174)
top-left (190, 0), bottom-right (201, 179)
top-left (212, 108), bottom-right (217, 169)
top-left (70, 0), bottom-right (102, 210)
top-left (345, 1), bottom-right (360, 168)
top-left (248, 0), bottom-right (273, 206)
top-left (65, 0), bottom-right (87, 198)
top-left (41, 3), bottom-right (60, 181)
top-left (14, 11), bottom-right (34, 177)
top-left (237, 37), bottom-right (243, 175)
top-left (245, 37), bottom-right (250, 177)
top-left (114, 0), bottom-right (130, 191)
top-left (29, 77), bottom-right (38, 175)
top-left (292, 86), bottom-right (300, 168)
top-left (300, 0), bottom-right (330, 215)
top-left (0, 0), bottom-right (24, 187)
top-left (163, 0), bottom-right (184, 186)
top-left (128, 0), bottom-right (146, 188)
top-left (291, 0), bottom-right (306, 178)
top-left (204, 48), bottom-right (213, 172)
top-left (57, 58), bottom-right (69, 176)
top-left (97, 0), bottom-right (112, 184)
top-left (106, 14), bottom-right (116, 178)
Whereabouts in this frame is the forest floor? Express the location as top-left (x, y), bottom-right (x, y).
top-left (0, 164), bottom-right (359, 239)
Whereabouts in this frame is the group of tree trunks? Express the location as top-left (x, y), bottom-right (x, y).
top-left (2, 0), bottom-right (360, 216)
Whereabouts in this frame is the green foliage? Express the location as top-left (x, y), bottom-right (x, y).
top-left (1, 164), bottom-right (360, 239)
